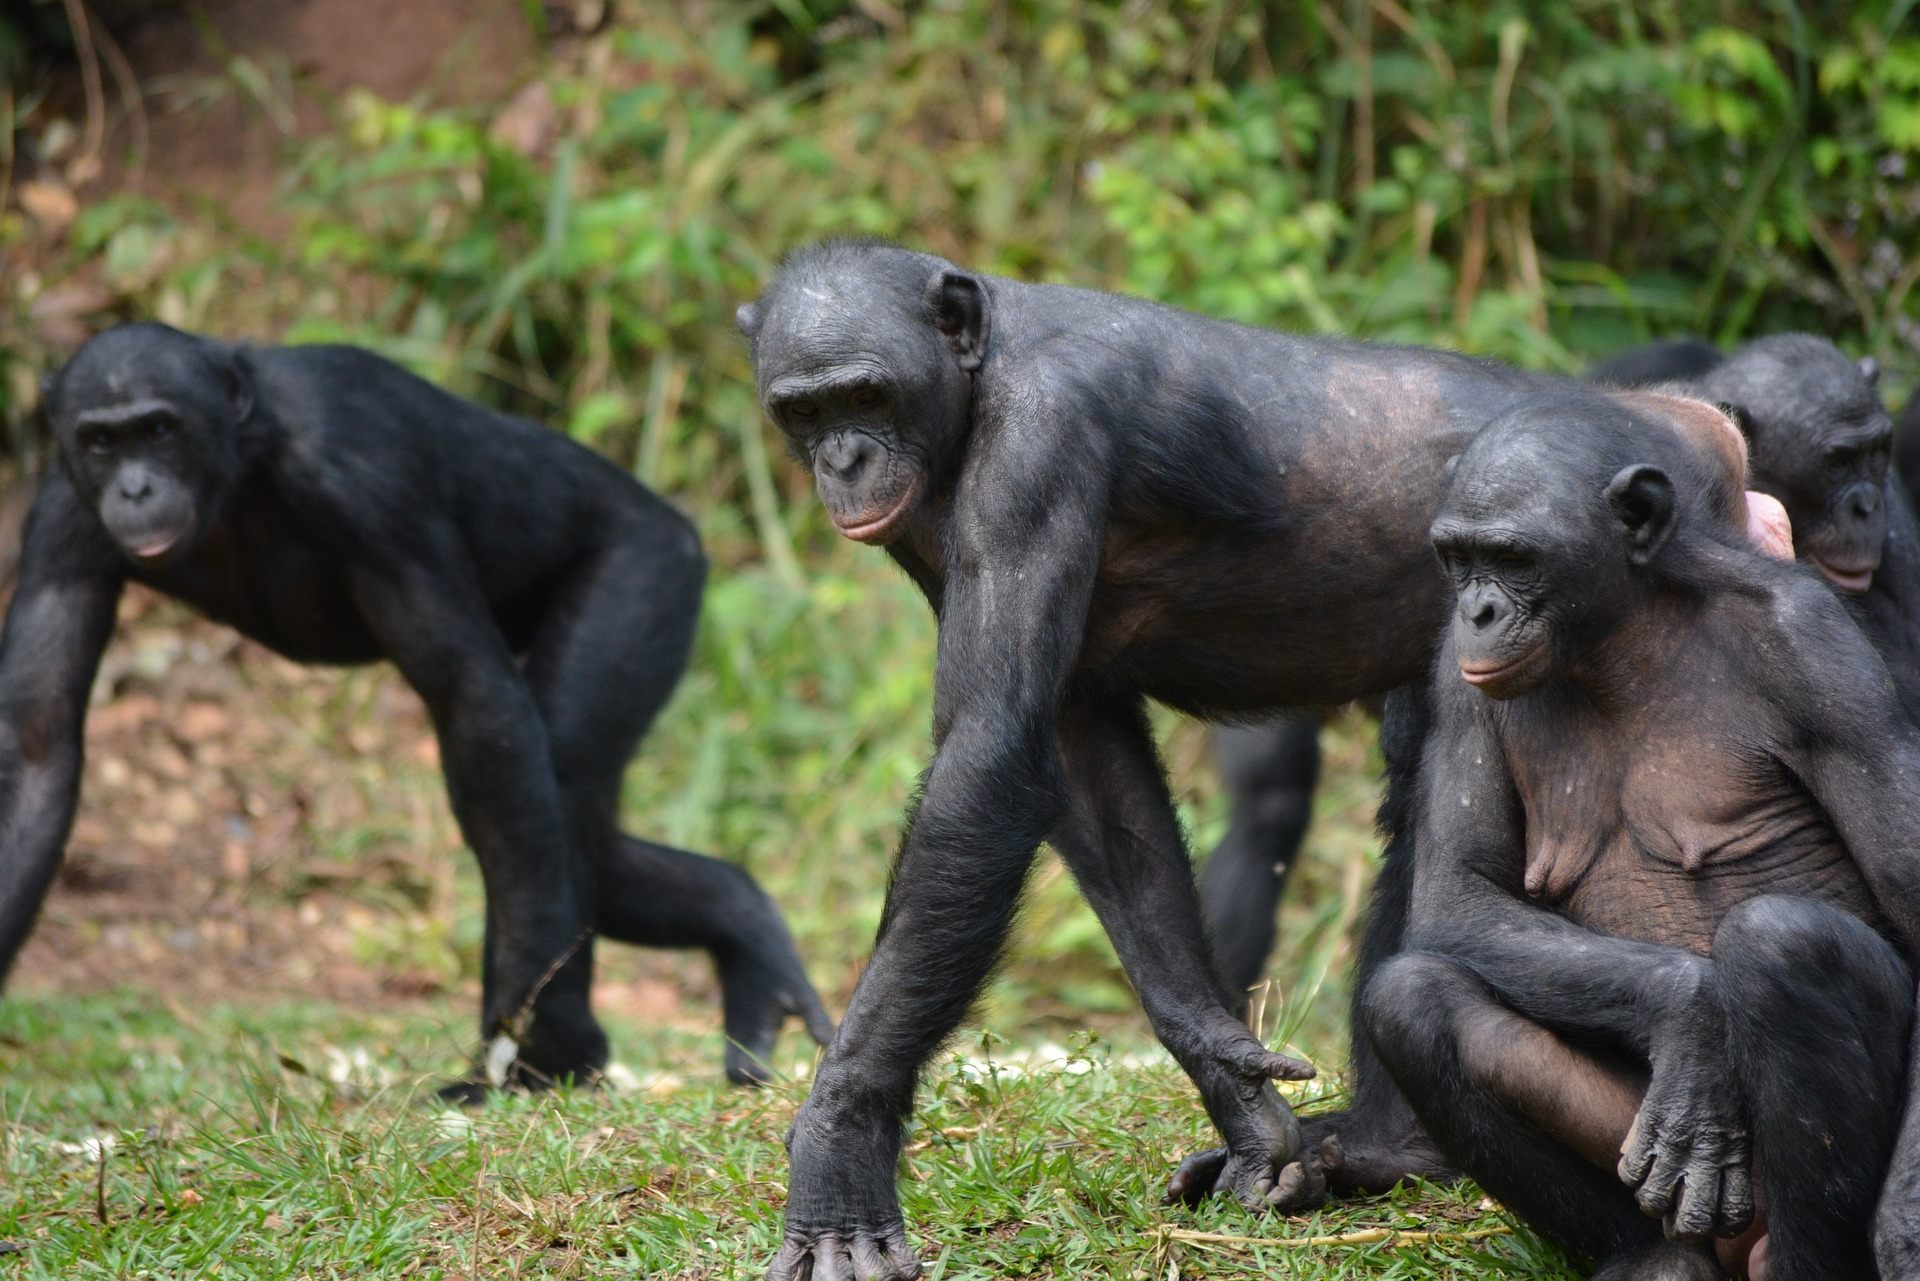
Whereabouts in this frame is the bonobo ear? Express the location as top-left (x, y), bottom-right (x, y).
top-left (926, 269), bottom-right (990, 372)
top-left (219, 345), bottom-right (254, 425)
top-left (1716, 401), bottom-right (1757, 447)
top-left (1604, 465), bottom-right (1676, 566)
top-left (1859, 355), bottom-right (1880, 386)
top-left (736, 301), bottom-right (762, 340)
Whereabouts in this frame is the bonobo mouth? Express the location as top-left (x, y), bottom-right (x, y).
top-left (1812, 557), bottom-right (1874, 594)
top-left (832, 482), bottom-right (921, 545)
top-left (1458, 645), bottom-right (1549, 697)
top-left (128, 530), bottom-right (185, 561)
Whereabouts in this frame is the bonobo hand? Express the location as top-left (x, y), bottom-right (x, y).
top-left (1618, 996), bottom-right (1754, 1243)
top-left (767, 1089), bottom-right (922, 1281)
top-left (1163, 1025), bottom-right (1318, 1212)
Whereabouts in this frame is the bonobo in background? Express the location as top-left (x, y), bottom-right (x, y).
top-left (1593, 334), bottom-right (1920, 718)
top-left (734, 236), bottom-right (1635, 1280)
top-left (1365, 388), bottom-right (1920, 1281)
top-left (9, 324), bottom-right (831, 1094)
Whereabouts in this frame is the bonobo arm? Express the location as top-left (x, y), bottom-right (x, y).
top-left (0, 473), bottom-right (124, 982)
top-left (770, 402), bottom-right (1109, 1281)
top-left (1778, 594), bottom-right (1920, 947)
top-left (1411, 680), bottom-right (1751, 1241)
top-left (345, 533), bottom-right (593, 1062)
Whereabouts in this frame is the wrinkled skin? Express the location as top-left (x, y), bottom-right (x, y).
top-left (9, 323), bottom-right (832, 1093)
top-left (1366, 391), bottom-right (1920, 1281)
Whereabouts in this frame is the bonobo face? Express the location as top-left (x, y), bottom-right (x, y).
top-left (1706, 338), bottom-right (1890, 594)
top-left (47, 324), bottom-right (249, 566)
top-left (1431, 411), bottom-right (1675, 701)
top-left (738, 244), bottom-right (986, 545)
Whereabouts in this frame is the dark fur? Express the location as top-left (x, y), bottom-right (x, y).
top-left (9, 323), bottom-right (831, 1091)
top-left (739, 240), bottom-right (1600, 1279)
top-left (1367, 390), bottom-right (1920, 1279)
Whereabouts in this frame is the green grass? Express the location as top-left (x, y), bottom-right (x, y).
top-left (0, 992), bottom-right (1578, 1279)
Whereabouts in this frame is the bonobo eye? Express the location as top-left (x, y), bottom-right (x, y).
top-left (1489, 548), bottom-right (1531, 572)
top-left (850, 385), bottom-right (884, 410)
top-left (784, 399), bottom-right (820, 423)
top-left (145, 416), bottom-right (177, 441)
top-left (80, 428), bottom-right (114, 456)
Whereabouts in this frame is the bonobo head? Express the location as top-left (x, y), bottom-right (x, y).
top-left (1697, 335), bottom-right (1890, 594)
top-left (45, 323), bottom-right (252, 566)
top-left (737, 240), bottom-right (987, 545)
top-left (1431, 389), bottom-right (1745, 700)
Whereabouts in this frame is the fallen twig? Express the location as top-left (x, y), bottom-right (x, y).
top-left (1164, 1223), bottom-right (1511, 1250)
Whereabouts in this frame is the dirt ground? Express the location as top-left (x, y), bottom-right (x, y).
top-left (14, 587), bottom-right (708, 1038)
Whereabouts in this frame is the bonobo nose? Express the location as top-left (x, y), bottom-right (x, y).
top-left (820, 434), bottom-right (875, 482)
top-left (1461, 586), bottom-right (1508, 632)
top-left (1852, 489), bottom-right (1880, 519)
top-left (119, 475), bottom-right (153, 503)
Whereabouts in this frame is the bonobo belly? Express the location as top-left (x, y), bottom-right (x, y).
top-left (1083, 532), bottom-right (1452, 714)
top-left (1551, 831), bottom-right (1885, 956)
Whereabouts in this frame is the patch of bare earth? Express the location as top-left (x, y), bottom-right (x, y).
top-left (15, 589), bottom-right (712, 1036)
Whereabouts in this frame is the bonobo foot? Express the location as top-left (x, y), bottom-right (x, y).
top-left (767, 1094), bottom-right (922, 1281)
top-left (1166, 1108), bottom-right (1456, 1213)
top-left (719, 938), bottom-right (836, 1087)
top-left (1590, 1241), bottom-right (1728, 1281)
top-left (1164, 1026), bottom-right (1317, 1211)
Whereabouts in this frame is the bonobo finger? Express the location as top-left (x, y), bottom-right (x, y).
top-left (1635, 1138), bottom-right (1691, 1217)
top-left (1233, 1166), bottom-right (1276, 1212)
top-left (1716, 1158), bottom-right (1755, 1237)
top-left (1618, 1113), bottom-right (1654, 1186)
top-left (812, 1236), bottom-right (853, 1281)
top-left (1254, 1049), bottom-right (1317, 1082)
top-left (881, 1227), bottom-right (923, 1279)
top-left (1165, 1147), bottom-right (1231, 1205)
top-left (767, 1240), bottom-right (809, 1281)
top-left (1265, 1156), bottom-right (1329, 1212)
top-left (1666, 1168), bottom-right (1721, 1243)
top-left (1318, 1133), bottom-right (1346, 1173)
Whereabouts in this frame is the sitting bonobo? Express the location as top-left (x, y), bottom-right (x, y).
top-left (1363, 388), bottom-right (1920, 1280)
top-left (9, 324), bottom-right (830, 1093)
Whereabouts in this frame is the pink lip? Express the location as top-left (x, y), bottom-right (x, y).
top-left (132, 533), bottom-right (181, 559)
top-left (833, 485), bottom-right (920, 545)
top-left (1459, 651), bottom-right (1536, 688)
top-left (1814, 560), bottom-right (1873, 593)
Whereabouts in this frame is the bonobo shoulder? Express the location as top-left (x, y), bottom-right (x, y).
top-left (1755, 569), bottom-right (1901, 723)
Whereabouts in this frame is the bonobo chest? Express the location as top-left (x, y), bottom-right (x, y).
top-left (1502, 704), bottom-right (1881, 955)
top-left (130, 498), bottom-right (383, 665)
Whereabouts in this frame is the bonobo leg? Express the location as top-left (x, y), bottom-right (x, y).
top-left (524, 507), bottom-right (830, 1085)
top-left (1050, 696), bottom-right (1317, 1212)
top-left (1716, 897), bottom-right (1911, 1281)
top-left (1199, 717), bottom-right (1321, 1009)
top-left (1365, 896), bottom-right (1910, 1281)
top-left (1171, 686), bottom-right (1451, 1209)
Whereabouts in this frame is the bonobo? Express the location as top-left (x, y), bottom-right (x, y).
top-left (1363, 387), bottom-right (1920, 1280)
top-left (12, 323), bottom-right (831, 1092)
top-left (1594, 335), bottom-right (1920, 716)
top-left (733, 237), bottom-right (1652, 1279)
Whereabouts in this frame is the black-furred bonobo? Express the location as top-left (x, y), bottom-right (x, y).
top-left (730, 239), bottom-right (1738, 1279)
top-left (1364, 387), bottom-right (1920, 1280)
top-left (1594, 335), bottom-right (1920, 718)
top-left (11, 323), bottom-right (831, 1092)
